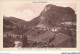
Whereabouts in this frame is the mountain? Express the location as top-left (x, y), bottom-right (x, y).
top-left (36, 4), bottom-right (76, 28)
top-left (3, 16), bottom-right (27, 33)
top-left (3, 16), bottom-right (27, 25)
top-left (25, 4), bottom-right (76, 47)
top-left (27, 16), bottom-right (41, 27)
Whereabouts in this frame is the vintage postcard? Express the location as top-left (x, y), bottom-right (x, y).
top-left (0, 0), bottom-right (80, 51)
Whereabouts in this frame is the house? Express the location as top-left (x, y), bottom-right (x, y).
top-left (51, 29), bottom-right (57, 32)
top-left (51, 27), bottom-right (61, 32)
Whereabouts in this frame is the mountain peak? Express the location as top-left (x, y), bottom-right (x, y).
top-left (37, 4), bottom-right (76, 28)
top-left (42, 4), bottom-right (75, 14)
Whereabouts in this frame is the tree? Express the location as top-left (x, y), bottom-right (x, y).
top-left (22, 34), bottom-right (28, 47)
top-left (3, 34), bottom-right (15, 47)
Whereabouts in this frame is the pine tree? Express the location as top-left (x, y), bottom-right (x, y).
top-left (22, 34), bottom-right (28, 47)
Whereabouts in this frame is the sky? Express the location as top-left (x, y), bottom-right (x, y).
top-left (2, 1), bottom-right (77, 21)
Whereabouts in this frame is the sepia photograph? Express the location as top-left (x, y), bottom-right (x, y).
top-left (2, 1), bottom-right (77, 48)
